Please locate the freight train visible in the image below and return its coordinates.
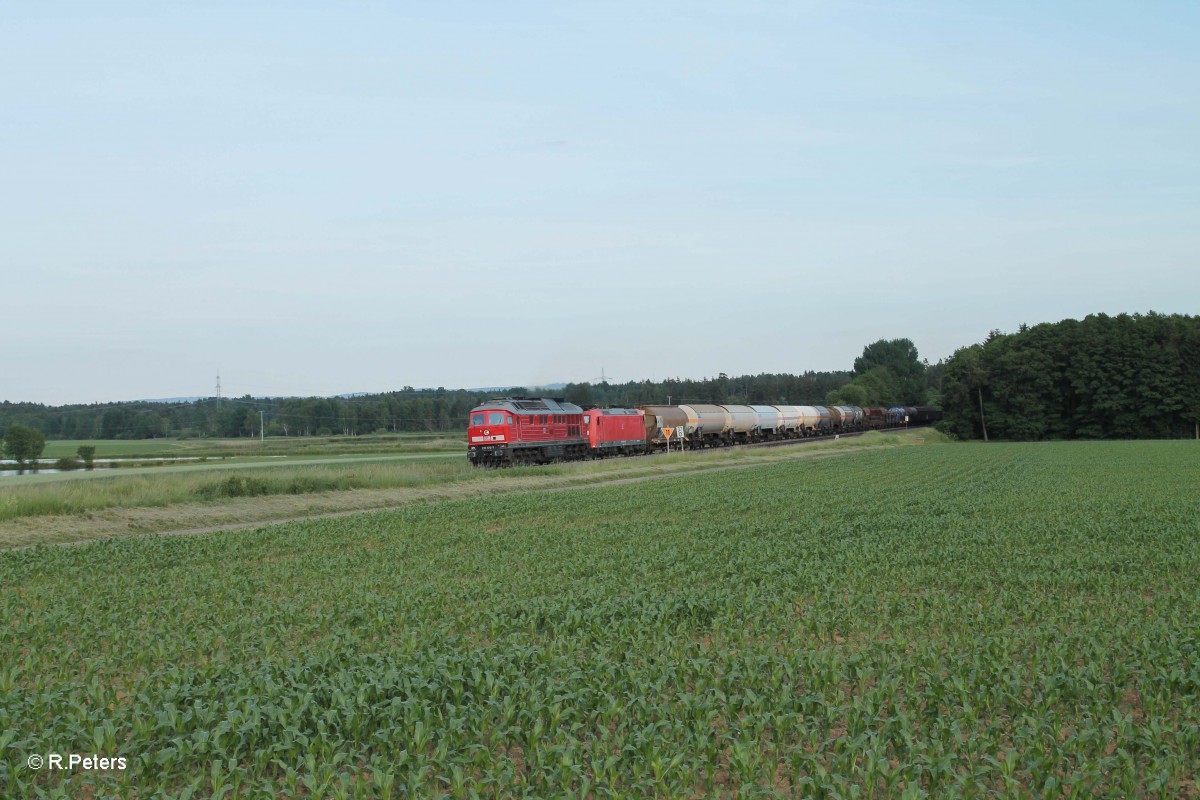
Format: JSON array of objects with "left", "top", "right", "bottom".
[{"left": 467, "top": 398, "right": 942, "bottom": 467}]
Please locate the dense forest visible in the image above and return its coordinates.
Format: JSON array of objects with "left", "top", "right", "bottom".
[{"left": 941, "top": 312, "right": 1200, "bottom": 440}]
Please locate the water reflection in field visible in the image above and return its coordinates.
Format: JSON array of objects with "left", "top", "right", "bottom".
[{"left": 0, "top": 456, "right": 208, "bottom": 478}]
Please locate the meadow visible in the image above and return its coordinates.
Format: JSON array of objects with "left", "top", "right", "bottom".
[
  {"left": 0, "top": 456, "right": 467, "bottom": 523},
  {"left": 1, "top": 440, "right": 1197, "bottom": 798}
]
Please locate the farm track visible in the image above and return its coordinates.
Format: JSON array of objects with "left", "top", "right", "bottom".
[{"left": 6, "top": 432, "right": 915, "bottom": 549}]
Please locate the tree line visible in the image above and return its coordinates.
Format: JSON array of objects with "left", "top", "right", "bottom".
[
  {"left": 564, "top": 340, "right": 935, "bottom": 410},
  {"left": 561, "top": 371, "right": 853, "bottom": 410},
  {"left": 940, "top": 312, "right": 1200, "bottom": 440},
  {"left": 18, "top": 312, "right": 1195, "bottom": 444},
  {"left": 0, "top": 390, "right": 484, "bottom": 441},
  {"left": 0, "top": 341, "right": 935, "bottom": 442}
]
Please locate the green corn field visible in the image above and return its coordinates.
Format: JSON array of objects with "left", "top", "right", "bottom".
[{"left": 1, "top": 441, "right": 1198, "bottom": 798}]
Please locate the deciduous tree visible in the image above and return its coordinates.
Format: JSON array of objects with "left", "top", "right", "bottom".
[
  {"left": 853, "top": 339, "right": 927, "bottom": 403},
  {"left": 76, "top": 445, "right": 96, "bottom": 469},
  {"left": 3, "top": 424, "right": 46, "bottom": 466}
]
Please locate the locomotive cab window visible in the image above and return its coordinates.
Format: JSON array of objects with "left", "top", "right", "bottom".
[
  {"left": 583, "top": 415, "right": 590, "bottom": 424},
  {"left": 471, "top": 413, "right": 485, "bottom": 426},
  {"left": 488, "top": 412, "right": 505, "bottom": 425}
]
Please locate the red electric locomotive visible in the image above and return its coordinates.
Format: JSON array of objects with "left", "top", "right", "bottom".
[
  {"left": 467, "top": 398, "right": 588, "bottom": 466},
  {"left": 583, "top": 407, "right": 647, "bottom": 456}
]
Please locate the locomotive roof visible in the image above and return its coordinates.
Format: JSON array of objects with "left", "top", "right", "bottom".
[
  {"left": 587, "top": 407, "right": 642, "bottom": 416},
  {"left": 475, "top": 397, "right": 583, "bottom": 414}
]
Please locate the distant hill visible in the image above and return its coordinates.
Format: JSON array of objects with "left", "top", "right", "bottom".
[{"left": 134, "top": 386, "right": 570, "bottom": 403}]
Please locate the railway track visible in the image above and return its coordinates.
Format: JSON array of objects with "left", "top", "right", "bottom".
[
  {"left": 744, "top": 424, "right": 928, "bottom": 450},
  {"left": 533, "top": 424, "right": 938, "bottom": 466}
]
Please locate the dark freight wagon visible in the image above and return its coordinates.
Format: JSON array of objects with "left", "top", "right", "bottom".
[{"left": 863, "top": 407, "right": 887, "bottom": 428}]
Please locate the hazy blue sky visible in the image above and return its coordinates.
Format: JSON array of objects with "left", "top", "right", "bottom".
[{"left": 5, "top": 2, "right": 1198, "bottom": 404}]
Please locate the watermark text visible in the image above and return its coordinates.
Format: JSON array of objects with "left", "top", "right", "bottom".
[{"left": 27, "top": 753, "right": 127, "bottom": 771}]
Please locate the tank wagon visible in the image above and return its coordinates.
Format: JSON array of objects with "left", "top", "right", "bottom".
[
  {"left": 843, "top": 406, "right": 865, "bottom": 428},
  {"left": 722, "top": 405, "right": 759, "bottom": 443},
  {"left": 909, "top": 406, "right": 944, "bottom": 425},
  {"left": 797, "top": 406, "right": 830, "bottom": 435},
  {"left": 679, "top": 404, "right": 731, "bottom": 446},
  {"left": 468, "top": 398, "right": 941, "bottom": 466},
  {"left": 750, "top": 405, "right": 783, "bottom": 439},
  {"left": 774, "top": 406, "right": 803, "bottom": 437},
  {"left": 640, "top": 405, "right": 689, "bottom": 447}
]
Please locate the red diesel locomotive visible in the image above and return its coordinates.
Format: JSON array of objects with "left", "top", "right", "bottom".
[{"left": 467, "top": 397, "right": 588, "bottom": 466}]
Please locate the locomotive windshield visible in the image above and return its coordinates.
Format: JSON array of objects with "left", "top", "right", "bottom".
[
  {"left": 471, "top": 413, "right": 485, "bottom": 426},
  {"left": 489, "top": 412, "right": 505, "bottom": 425}
]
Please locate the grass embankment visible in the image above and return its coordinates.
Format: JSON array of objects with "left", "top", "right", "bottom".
[
  {"left": 2, "top": 440, "right": 1197, "bottom": 797},
  {"left": 0, "top": 431, "right": 944, "bottom": 548}
]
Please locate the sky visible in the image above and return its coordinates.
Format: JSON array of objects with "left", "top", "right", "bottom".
[{"left": 4, "top": 1, "right": 1198, "bottom": 405}]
